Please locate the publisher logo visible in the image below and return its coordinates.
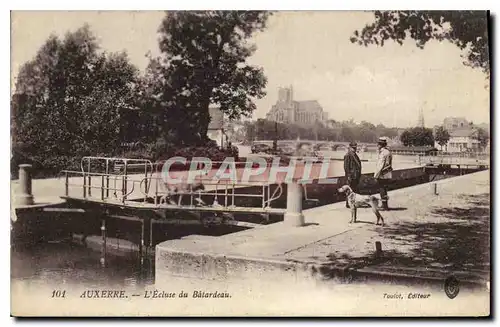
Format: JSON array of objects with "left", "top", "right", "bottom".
[{"left": 444, "top": 276, "right": 460, "bottom": 299}]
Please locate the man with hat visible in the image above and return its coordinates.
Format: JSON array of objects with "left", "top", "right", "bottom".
[
  {"left": 374, "top": 137, "right": 393, "bottom": 210},
  {"left": 343, "top": 141, "right": 362, "bottom": 208}
]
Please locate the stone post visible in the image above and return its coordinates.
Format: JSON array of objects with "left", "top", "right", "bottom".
[
  {"left": 17, "top": 164, "right": 34, "bottom": 206},
  {"left": 431, "top": 182, "right": 438, "bottom": 195},
  {"left": 375, "top": 241, "right": 382, "bottom": 256},
  {"left": 285, "top": 180, "right": 304, "bottom": 227}
]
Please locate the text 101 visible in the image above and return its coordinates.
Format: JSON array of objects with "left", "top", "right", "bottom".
[{"left": 51, "top": 290, "right": 66, "bottom": 298}]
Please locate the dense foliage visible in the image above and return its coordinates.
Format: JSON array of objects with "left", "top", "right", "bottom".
[
  {"left": 434, "top": 126, "right": 451, "bottom": 150},
  {"left": 11, "top": 25, "right": 139, "bottom": 176},
  {"left": 400, "top": 127, "right": 435, "bottom": 147},
  {"left": 142, "top": 11, "right": 271, "bottom": 145},
  {"left": 11, "top": 12, "right": 270, "bottom": 177},
  {"left": 473, "top": 127, "right": 490, "bottom": 149}
]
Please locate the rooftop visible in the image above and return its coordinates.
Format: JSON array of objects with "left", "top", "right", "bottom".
[{"left": 450, "top": 128, "right": 478, "bottom": 138}]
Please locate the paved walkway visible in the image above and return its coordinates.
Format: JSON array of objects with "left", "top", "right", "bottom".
[
  {"left": 158, "top": 170, "right": 490, "bottom": 283},
  {"left": 288, "top": 170, "right": 490, "bottom": 281}
]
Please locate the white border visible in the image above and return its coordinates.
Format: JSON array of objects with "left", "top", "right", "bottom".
[
  {"left": 3, "top": 0, "right": 498, "bottom": 325},
  {"left": 5, "top": 0, "right": 498, "bottom": 10}
]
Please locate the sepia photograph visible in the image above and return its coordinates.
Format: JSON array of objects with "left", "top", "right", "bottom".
[{"left": 10, "top": 10, "right": 491, "bottom": 317}]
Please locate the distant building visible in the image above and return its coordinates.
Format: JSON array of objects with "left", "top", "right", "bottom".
[
  {"left": 265, "top": 86, "right": 328, "bottom": 126},
  {"left": 443, "top": 117, "right": 471, "bottom": 131},
  {"left": 437, "top": 128, "right": 480, "bottom": 152},
  {"left": 207, "top": 106, "right": 227, "bottom": 148},
  {"left": 436, "top": 117, "right": 489, "bottom": 152}
]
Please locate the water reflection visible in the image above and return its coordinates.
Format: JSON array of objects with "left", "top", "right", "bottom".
[{"left": 11, "top": 241, "right": 155, "bottom": 289}]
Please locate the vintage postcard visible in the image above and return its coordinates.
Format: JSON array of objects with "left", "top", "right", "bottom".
[{"left": 10, "top": 10, "right": 491, "bottom": 317}]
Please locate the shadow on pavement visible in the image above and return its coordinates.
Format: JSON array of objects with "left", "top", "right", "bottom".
[
  {"left": 316, "top": 193, "right": 490, "bottom": 283},
  {"left": 303, "top": 222, "right": 320, "bottom": 227},
  {"left": 352, "top": 220, "right": 376, "bottom": 225},
  {"left": 386, "top": 207, "right": 407, "bottom": 211}
]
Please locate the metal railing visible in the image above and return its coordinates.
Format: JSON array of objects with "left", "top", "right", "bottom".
[
  {"left": 61, "top": 157, "right": 285, "bottom": 209},
  {"left": 150, "top": 176, "right": 284, "bottom": 209},
  {"left": 61, "top": 170, "right": 141, "bottom": 203},
  {"left": 79, "top": 156, "right": 155, "bottom": 198},
  {"left": 390, "top": 150, "right": 489, "bottom": 159},
  {"left": 358, "top": 151, "right": 490, "bottom": 165}
]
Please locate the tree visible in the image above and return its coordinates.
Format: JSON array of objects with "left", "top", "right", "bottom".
[
  {"left": 351, "top": 11, "right": 490, "bottom": 75},
  {"left": 473, "top": 127, "right": 489, "bottom": 150},
  {"left": 434, "top": 126, "right": 451, "bottom": 150},
  {"left": 150, "top": 11, "right": 272, "bottom": 145},
  {"left": 384, "top": 127, "right": 400, "bottom": 139},
  {"left": 340, "top": 126, "right": 355, "bottom": 142},
  {"left": 400, "top": 130, "right": 412, "bottom": 146},
  {"left": 358, "top": 121, "right": 377, "bottom": 142},
  {"left": 399, "top": 127, "right": 435, "bottom": 147},
  {"left": 11, "top": 24, "right": 139, "bottom": 172},
  {"left": 134, "top": 54, "right": 169, "bottom": 142}
]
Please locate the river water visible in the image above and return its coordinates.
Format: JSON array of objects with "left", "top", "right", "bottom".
[{"left": 11, "top": 241, "right": 155, "bottom": 289}]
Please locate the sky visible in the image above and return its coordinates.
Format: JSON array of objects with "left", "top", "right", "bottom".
[{"left": 10, "top": 11, "right": 490, "bottom": 128}]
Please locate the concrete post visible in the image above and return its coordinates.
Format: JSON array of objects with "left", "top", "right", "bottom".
[
  {"left": 431, "top": 182, "right": 438, "bottom": 195},
  {"left": 285, "top": 181, "right": 304, "bottom": 227},
  {"left": 17, "top": 164, "right": 34, "bottom": 206},
  {"left": 375, "top": 241, "right": 382, "bottom": 256}
]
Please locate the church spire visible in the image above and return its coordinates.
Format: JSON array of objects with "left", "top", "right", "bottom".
[{"left": 417, "top": 107, "right": 425, "bottom": 127}]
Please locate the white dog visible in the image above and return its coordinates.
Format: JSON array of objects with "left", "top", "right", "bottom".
[
  {"left": 337, "top": 185, "right": 385, "bottom": 226},
  {"left": 160, "top": 178, "right": 206, "bottom": 206}
]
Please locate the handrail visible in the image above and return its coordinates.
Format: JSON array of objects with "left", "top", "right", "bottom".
[
  {"left": 152, "top": 175, "right": 277, "bottom": 209},
  {"left": 62, "top": 169, "right": 282, "bottom": 208},
  {"left": 63, "top": 169, "right": 140, "bottom": 201},
  {"left": 264, "top": 183, "right": 283, "bottom": 207},
  {"left": 81, "top": 156, "right": 156, "bottom": 163},
  {"left": 62, "top": 170, "right": 277, "bottom": 186},
  {"left": 78, "top": 156, "right": 155, "bottom": 196}
]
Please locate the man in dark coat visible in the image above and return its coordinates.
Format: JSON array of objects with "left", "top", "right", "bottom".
[{"left": 343, "top": 141, "right": 362, "bottom": 208}]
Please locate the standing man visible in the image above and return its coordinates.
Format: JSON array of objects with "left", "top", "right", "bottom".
[
  {"left": 343, "top": 141, "right": 362, "bottom": 208},
  {"left": 374, "top": 137, "right": 393, "bottom": 210}
]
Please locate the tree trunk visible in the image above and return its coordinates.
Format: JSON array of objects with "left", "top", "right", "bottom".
[{"left": 198, "top": 101, "right": 211, "bottom": 144}]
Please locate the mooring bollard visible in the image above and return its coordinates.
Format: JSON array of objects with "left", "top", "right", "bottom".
[
  {"left": 17, "top": 164, "right": 34, "bottom": 206},
  {"left": 375, "top": 241, "right": 382, "bottom": 257},
  {"left": 431, "top": 182, "right": 438, "bottom": 195},
  {"left": 285, "top": 180, "right": 305, "bottom": 227}
]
